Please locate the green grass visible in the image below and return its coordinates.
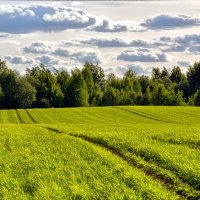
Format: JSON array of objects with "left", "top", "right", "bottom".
[{"left": 0, "top": 106, "right": 200, "bottom": 199}]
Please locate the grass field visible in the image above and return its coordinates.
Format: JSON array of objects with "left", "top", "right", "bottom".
[{"left": 0, "top": 106, "right": 200, "bottom": 199}]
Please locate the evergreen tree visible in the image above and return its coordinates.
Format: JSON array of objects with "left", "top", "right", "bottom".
[
  {"left": 55, "top": 70, "right": 70, "bottom": 106},
  {"left": 187, "top": 61, "right": 200, "bottom": 95},
  {"left": 142, "top": 87, "right": 152, "bottom": 105},
  {"left": 82, "top": 65, "right": 95, "bottom": 104},
  {"left": 67, "top": 69, "right": 89, "bottom": 107},
  {"left": 193, "top": 89, "right": 200, "bottom": 106}
]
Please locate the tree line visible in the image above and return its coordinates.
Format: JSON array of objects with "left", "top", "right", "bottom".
[{"left": 1, "top": 59, "right": 200, "bottom": 109}]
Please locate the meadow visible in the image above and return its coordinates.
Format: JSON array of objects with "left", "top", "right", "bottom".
[{"left": 0, "top": 106, "right": 199, "bottom": 199}]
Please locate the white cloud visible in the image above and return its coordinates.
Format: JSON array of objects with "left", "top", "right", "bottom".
[
  {"left": 117, "top": 48, "right": 168, "bottom": 62},
  {"left": 71, "top": 2, "right": 83, "bottom": 6},
  {"left": 1, "top": 4, "right": 200, "bottom": 34},
  {"left": 2, "top": 40, "right": 21, "bottom": 46},
  {"left": 88, "top": 17, "right": 139, "bottom": 32},
  {"left": 0, "top": 33, "right": 14, "bottom": 38},
  {"left": 0, "top": 4, "right": 96, "bottom": 33}
]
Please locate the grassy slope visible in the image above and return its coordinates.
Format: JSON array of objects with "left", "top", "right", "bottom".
[{"left": 0, "top": 106, "right": 200, "bottom": 199}]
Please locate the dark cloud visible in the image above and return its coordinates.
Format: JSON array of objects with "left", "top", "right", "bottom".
[
  {"left": 117, "top": 48, "right": 167, "bottom": 62},
  {"left": 175, "top": 34, "right": 200, "bottom": 45},
  {"left": 177, "top": 60, "right": 191, "bottom": 67},
  {"left": 162, "top": 45, "right": 186, "bottom": 52},
  {"left": 80, "top": 38, "right": 130, "bottom": 47},
  {"left": 141, "top": 14, "right": 200, "bottom": 29},
  {"left": 4, "top": 55, "right": 33, "bottom": 64},
  {"left": 115, "top": 64, "right": 151, "bottom": 75},
  {"left": 22, "top": 41, "right": 104, "bottom": 64},
  {"left": 53, "top": 47, "right": 103, "bottom": 64},
  {"left": 80, "top": 38, "right": 150, "bottom": 48},
  {"left": 22, "top": 41, "right": 53, "bottom": 54},
  {"left": 36, "top": 55, "right": 60, "bottom": 65}
]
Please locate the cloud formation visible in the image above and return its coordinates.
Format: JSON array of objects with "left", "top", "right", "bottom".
[
  {"left": 0, "top": 4, "right": 96, "bottom": 33},
  {"left": 22, "top": 41, "right": 55, "bottom": 54},
  {"left": 80, "top": 38, "right": 150, "bottom": 48},
  {"left": 177, "top": 60, "right": 191, "bottom": 67},
  {"left": 117, "top": 48, "right": 167, "bottom": 62},
  {"left": 36, "top": 55, "right": 60, "bottom": 65},
  {"left": 53, "top": 47, "right": 103, "bottom": 64},
  {"left": 113, "top": 64, "right": 151, "bottom": 76},
  {"left": 141, "top": 14, "right": 200, "bottom": 29},
  {"left": 87, "top": 17, "right": 138, "bottom": 32},
  {"left": 4, "top": 55, "right": 34, "bottom": 65},
  {"left": 22, "top": 41, "right": 104, "bottom": 64},
  {"left": 156, "top": 34, "right": 200, "bottom": 53},
  {"left": 1, "top": 4, "right": 200, "bottom": 34}
]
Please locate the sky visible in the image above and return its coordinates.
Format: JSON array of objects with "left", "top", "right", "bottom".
[{"left": 0, "top": 1, "right": 200, "bottom": 76}]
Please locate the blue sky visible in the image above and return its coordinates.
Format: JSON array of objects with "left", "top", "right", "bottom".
[{"left": 0, "top": 1, "right": 200, "bottom": 76}]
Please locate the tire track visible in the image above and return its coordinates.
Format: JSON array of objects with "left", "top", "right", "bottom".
[
  {"left": 151, "top": 136, "right": 200, "bottom": 150},
  {"left": 16, "top": 110, "right": 24, "bottom": 124},
  {"left": 25, "top": 110, "right": 37, "bottom": 123},
  {"left": 115, "top": 107, "right": 180, "bottom": 124},
  {"left": 41, "top": 126, "right": 200, "bottom": 199}
]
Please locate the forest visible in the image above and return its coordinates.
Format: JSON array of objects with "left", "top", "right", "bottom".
[{"left": 0, "top": 59, "right": 200, "bottom": 109}]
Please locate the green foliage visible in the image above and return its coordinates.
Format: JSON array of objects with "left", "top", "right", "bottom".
[
  {"left": 193, "top": 89, "right": 200, "bottom": 106},
  {"left": 26, "top": 64, "right": 64, "bottom": 108},
  {"left": 102, "top": 87, "right": 120, "bottom": 106},
  {"left": 187, "top": 61, "right": 200, "bottom": 95},
  {"left": 67, "top": 68, "right": 89, "bottom": 107},
  {"left": 82, "top": 64, "right": 95, "bottom": 104},
  {"left": 13, "top": 78, "right": 36, "bottom": 108},
  {"left": 2, "top": 60, "right": 200, "bottom": 108}
]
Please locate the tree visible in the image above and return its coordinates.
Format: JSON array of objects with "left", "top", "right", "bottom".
[
  {"left": 0, "top": 85, "right": 4, "bottom": 108},
  {"left": 67, "top": 68, "right": 89, "bottom": 107},
  {"left": 91, "top": 84, "right": 103, "bottom": 106},
  {"left": 82, "top": 65, "right": 95, "bottom": 104},
  {"left": 187, "top": 61, "right": 200, "bottom": 95},
  {"left": 170, "top": 66, "right": 189, "bottom": 99},
  {"left": 124, "top": 69, "right": 137, "bottom": 79},
  {"left": 193, "top": 89, "right": 200, "bottom": 106},
  {"left": 139, "top": 75, "right": 150, "bottom": 94},
  {"left": 142, "top": 87, "right": 152, "bottom": 105},
  {"left": 0, "top": 60, "right": 19, "bottom": 108},
  {"left": 102, "top": 87, "right": 120, "bottom": 106},
  {"left": 83, "top": 62, "right": 105, "bottom": 89},
  {"left": 170, "top": 66, "right": 183, "bottom": 83},
  {"left": 151, "top": 82, "right": 169, "bottom": 105},
  {"left": 26, "top": 64, "right": 64, "bottom": 107},
  {"left": 152, "top": 67, "right": 161, "bottom": 81},
  {"left": 55, "top": 70, "right": 70, "bottom": 106},
  {"left": 13, "top": 78, "right": 36, "bottom": 108}
]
